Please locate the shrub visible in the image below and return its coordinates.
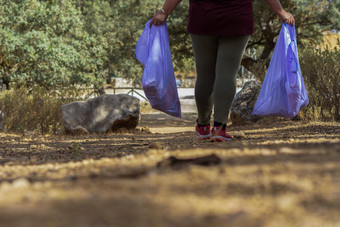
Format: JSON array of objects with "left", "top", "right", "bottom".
[
  {"left": 300, "top": 46, "right": 340, "bottom": 120},
  {"left": 0, "top": 86, "right": 92, "bottom": 134}
]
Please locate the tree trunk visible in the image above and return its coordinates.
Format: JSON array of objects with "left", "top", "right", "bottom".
[
  {"left": 260, "top": 41, "right": 276, "bottom": 60},
  {"left": 240, "top": 40, "right": 276, "bottom": 80},
  {"left": 241, "top": 55, "right": 257, "bottom": 72}
]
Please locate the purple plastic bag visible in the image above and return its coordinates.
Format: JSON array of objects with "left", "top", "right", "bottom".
[
  {"left": 252, "top": 23, "right": 309, "bottom": 118},
  {"left": 135, "top": 20, "right": 181, "bottom": 118}
]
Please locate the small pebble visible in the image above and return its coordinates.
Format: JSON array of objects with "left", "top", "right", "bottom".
[
  {"left": 12, "top": 178, "right": 31, "bottom": 189},
  {"left": 148, "top": 142, "right": 163, "bottom": 149}
]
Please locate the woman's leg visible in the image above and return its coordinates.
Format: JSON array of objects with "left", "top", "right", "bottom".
[
  {"left": 190, "top": 34, "right": 219, "bottom": 125},
  {"left": 213, "top": 35, "right": 250, "bottom": 125}
]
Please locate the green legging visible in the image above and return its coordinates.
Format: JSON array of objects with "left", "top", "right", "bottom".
[{"left": 190, "top": 34, "right": 250, "bottom": 125}]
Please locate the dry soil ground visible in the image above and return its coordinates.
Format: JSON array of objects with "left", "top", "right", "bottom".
[{"left": 0, "top": 113, "right": 339, "bottom": 227}]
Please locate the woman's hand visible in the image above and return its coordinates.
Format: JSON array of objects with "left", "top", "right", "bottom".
[
  {"left": 263, "top": 0, "right": 295, "bottom": 25},
  {"left": 277, "top": 10, "right": 295, "bottom": 25},
  {"left": 150, "top": 10, "right": 168, "bottom": 28}
]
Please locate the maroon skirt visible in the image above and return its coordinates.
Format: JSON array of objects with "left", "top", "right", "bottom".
[{"left": 187, "top": 0, "right": 254, "bottom": 36}]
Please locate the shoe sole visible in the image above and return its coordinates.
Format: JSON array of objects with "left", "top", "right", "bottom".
[
  {"left": 196, "top": 131, "right": 211, "bottom": 140},
  {"left": 211, "top": 136, "right": 232, "bottom": 142}
]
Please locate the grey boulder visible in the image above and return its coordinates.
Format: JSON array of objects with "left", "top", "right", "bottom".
[
  {"left": 61, "top": 94, "right": 140, "bottom": 134},
  {"left": 230, "top": 80, "right": 263, "bottom": 125}
]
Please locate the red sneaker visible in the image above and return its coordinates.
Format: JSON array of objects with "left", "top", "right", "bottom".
[
  {"left": 211, "top": 126, "right": 232, "bottom": 142},
  {"left": 195, "top": 119, "right": 211, "bottom": 140}
]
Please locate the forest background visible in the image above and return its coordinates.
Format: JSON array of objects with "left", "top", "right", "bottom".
[{"left": 0, "top": 0, "right": 339, "bottom": 133}]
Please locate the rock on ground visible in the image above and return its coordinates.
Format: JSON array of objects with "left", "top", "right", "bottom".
[
  {"left": 61, "top": 94, "right": 140, "bottom": 134},
  {"left": 230, "top": 80, "right": 263, "bottom": 125}
]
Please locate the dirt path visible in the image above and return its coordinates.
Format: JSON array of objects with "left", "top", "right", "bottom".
[{"left": 0, "top": 113, "right": 339, "bottom": 227}]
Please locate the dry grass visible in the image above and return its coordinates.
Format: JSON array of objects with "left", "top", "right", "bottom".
[
  {"left": 0, "top": 86, "right": 91, "bottom": 134},
  {"left": 320, "top": 33, "right": 340, "bottom": 50}
]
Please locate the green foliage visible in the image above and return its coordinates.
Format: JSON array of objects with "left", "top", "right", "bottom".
[
  {"left": 249, "top": 0, "right": 339, "bottom": 60},
  {"left": 78, "top": 0, "right": 194, "bottom": 84},
  {"left": 0, "top": 0, "right": 338, "bottom": 87},
  {"left": 167, "top": 1, "right": 195, "bottom": 74},
  {"left": 328, "top": 0, "right": 340, "bottom": 30},
  {"left": 0, "top": 86, "right": 90, "bottom": 134},
  {"left": 300, "top": 46, "right": 340, "bottom": 120},
  {"left": 0, "top": 0, "right": 106, "bottom": 89}
]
